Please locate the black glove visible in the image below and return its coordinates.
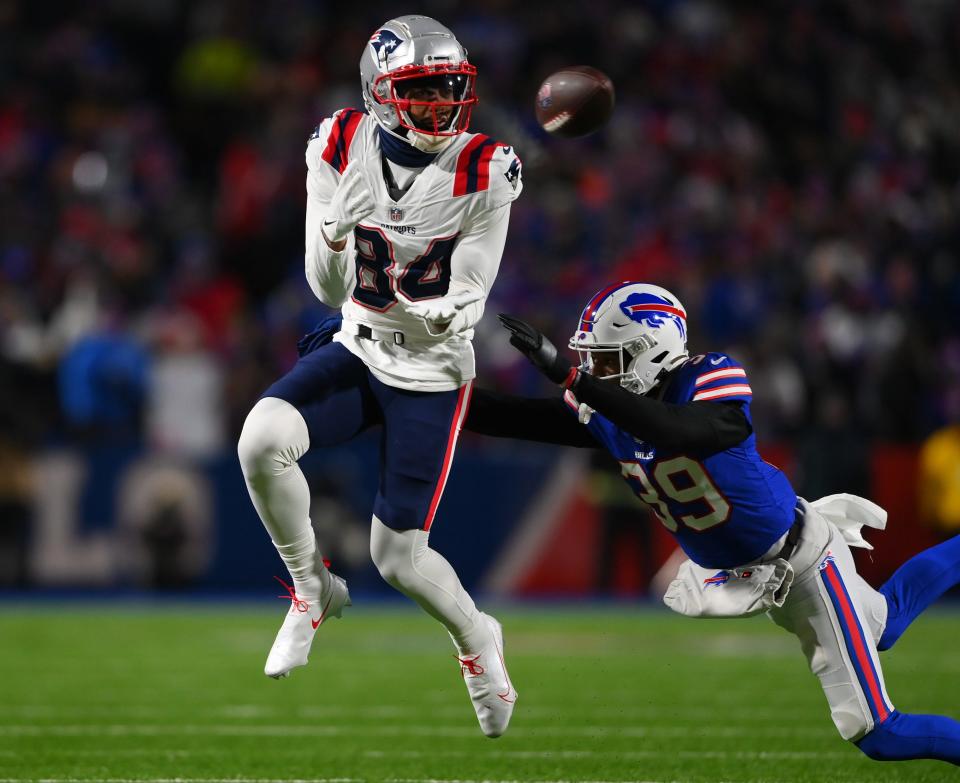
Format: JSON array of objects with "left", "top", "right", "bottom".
[
  {"left": 297, "top": 314, "right": 343, "bottom": 357},
  {"left": 498, "top": 314, "right": 576, "bottom": 386}
]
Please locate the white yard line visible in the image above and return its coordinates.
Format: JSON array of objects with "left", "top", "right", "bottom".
[
  {"left": 0, "top": 705, "right": 822, "bottom": 723},
  {"left": 366, "top": 750, "right": 849, "bottom": 760},
  {"left": 0, "top": 779, "right": 363, "bottom": 783},
  {"left": 0, "top": 724, "right": 832, "bottom": 738},
  {"left": 386, "top": 779, "right": 744, "bottom": 783}
]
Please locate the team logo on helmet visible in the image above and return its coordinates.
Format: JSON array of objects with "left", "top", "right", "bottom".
[
  {"left": 619, "top": 292, "right": 687, "bottom": 340},
  {"left": 369, "top": 29, "right": 403, "bottom": 66}
]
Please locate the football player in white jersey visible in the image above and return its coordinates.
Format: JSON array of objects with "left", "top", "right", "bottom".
[{"left": 237, "top": 15, "right": 521, "bottom": 737}]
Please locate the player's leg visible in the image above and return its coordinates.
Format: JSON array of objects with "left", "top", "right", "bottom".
[
  {"left": 772, "top": 513, "right": 960, "bottom": 764},
  {"left": 237, "top": 341, "right": 377, "bottom": 677},
  {"left": 367, "top": 378, "right": 517, "bottom": 738},
  {"left": 856, "top": 710, "right": 960, "bottom": 763},
  {"left": 876, "top": 534, "right": 960, "bottom": 651}
]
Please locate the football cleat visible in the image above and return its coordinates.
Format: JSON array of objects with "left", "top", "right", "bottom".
[
  {"left": 264, "top": 574, "right": 351, "bottom": 679},
  {"left": 454, "top": 613, "right": 518, "bottom": 738}
]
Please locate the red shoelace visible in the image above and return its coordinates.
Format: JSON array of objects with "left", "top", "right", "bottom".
[
  {"left": 271, "top": 560, "right": 332, "bottom": 613},
  {"left": 273, "top": 575, "right": 309, "bottom": 613},
  {"left": 456, "top": 653, "right": 485, "bottom": 676}
]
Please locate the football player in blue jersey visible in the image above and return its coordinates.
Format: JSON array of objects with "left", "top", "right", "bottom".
[{"left": 465, "top": 281, "right": 960, "bottom": 766}]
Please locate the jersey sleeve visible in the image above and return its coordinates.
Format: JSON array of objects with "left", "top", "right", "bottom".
[
  {"left": 688, "top": 354, "right": 753, "bottom": 404},
  {"left": 442, "top": 143, "right": 522, "bottom": 333},
  {"left": 562, "top": 389, "right": 618, "bottom": 450},
  {"left": 304, "top": 109, "right": 365, "bottom": 308},
  {"left": 486, "top": 144, "right": 523, "bottom": 208}
]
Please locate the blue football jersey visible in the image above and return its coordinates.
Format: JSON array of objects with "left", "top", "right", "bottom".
[{"left": 565, "top": 352, "right": 797, "bottom": 568}]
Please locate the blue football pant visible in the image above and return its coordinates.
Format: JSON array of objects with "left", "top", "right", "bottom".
[
  {"left": 878, "top": 534, "right": 960, "bottom": 650},
  {"left": 855, "top": 534, "right": 960, "bottom": 764}
]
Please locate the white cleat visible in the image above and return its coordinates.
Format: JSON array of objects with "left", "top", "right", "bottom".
[
  {"left": 454, "top": 613, "right": 518, "bottom": 738},
  {"left": 264, "top": 574, "right": 350, "bottom": 679}
]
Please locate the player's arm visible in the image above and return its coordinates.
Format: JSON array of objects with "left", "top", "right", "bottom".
[
  {"left": 396, "top": 146, "right": 521, "bottom": 335},
  {"left": 499, "top": 315, "right": 751, "bottom": 455},
  {"left": 304, "top": 118, "right": 373, "bottom": 307},
  {"left": 443, "top": 203, "right": 511, "bottom": 332},
  {"left": 568, "top": 373, "right": 751, "bottom": 453},
  {"left": 395, "top": 203, "right": 511, "bottom": 335},
  {"left": 466, "top": 388, "right": 601, "bottom": 448}
]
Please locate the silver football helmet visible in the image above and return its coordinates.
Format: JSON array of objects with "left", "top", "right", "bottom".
[
  {"left": 569, "top": 282, "right": 689, "bottom": 395},
  {"left": 360, "top": 16, "right": 478, "bottom": 139}
]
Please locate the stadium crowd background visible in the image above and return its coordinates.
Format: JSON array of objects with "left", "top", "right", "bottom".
[{"left": 3, "top": 0, "right": 960, "bottom": 588}]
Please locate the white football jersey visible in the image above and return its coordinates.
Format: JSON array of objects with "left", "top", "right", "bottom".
[{"left": 304, "top": 109, "right": 523, "bottom": 392}]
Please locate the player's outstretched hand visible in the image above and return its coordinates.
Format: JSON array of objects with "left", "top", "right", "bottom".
[
  {"left": 498, "top": 314, "right": 574, "bottom": 386},
  {"left": 395, "top": 289, "right": 483, "bottom": 336},
  {"left": 322, "top": 160, "right": 376, "bottom": 245}
]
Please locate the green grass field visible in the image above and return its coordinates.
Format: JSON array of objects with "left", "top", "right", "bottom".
[{"left": 1, "top": 604, "right": 957, "bottom": 783}]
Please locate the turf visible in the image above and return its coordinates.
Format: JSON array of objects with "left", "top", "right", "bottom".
[{"left": 0, "top": 603, "right": 957, "bottom": 783}]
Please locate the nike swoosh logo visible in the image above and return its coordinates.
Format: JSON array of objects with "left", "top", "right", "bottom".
[
  {"left": 322, "top": 219, "right": 336, "bottom": 227},
  {"left": 311, "top": 594, "right": 334, "bottom": 629},
  {"left": 709, "top": 357, "right": 723, "bottom": 365},
  {"left": 494, "top": 643, "right": 516, "bottom": 702}
]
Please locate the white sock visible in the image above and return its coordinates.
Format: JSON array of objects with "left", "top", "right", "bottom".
[
  {"left": 238, "top": 397, "right": 329, "bottom": 598},
  {"left": 274, "top": 530, "right": 329, "bottom": 600},
  {"left": 369, "top": 515, "right": 486, "bottom": 652}
]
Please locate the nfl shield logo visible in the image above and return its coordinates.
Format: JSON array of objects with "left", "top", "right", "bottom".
[{"left": 390, "top": 207, "right": 404, "bottom": 222}]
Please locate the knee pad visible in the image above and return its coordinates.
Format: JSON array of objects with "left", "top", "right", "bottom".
[
  {"left": 237, "top": 397, "right": 309, "bottom": 478},
  {"left": 369, "top": 516, "right": 418, "bottom": 589},
  {"left": 832, "top": 707, "right": 874, "bottom": 742}
]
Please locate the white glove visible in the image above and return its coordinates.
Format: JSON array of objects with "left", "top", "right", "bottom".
[
  {"left": 394, "top": 289, "right": 483, "bottom": 336},
  {"left": 322, "top": 159, "right": 375, "bottom": 244}
]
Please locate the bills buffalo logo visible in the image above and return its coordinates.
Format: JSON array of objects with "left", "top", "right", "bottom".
[
  {"left": 370, "top": 29, "right": 403, "bottom": 65},
  {"left": 818, "top": 552, "right": 836, "bottom": 571},
  {"left": 389, "top": 207, "right": 404, "bottom": 222},
  {"left": 537, "top": 82, "right": 553, "bottom": 109},
  {"left": 619, "top": 292, "right": 687, "bottom": 340},
  {"left": 703, "top": 571, "right": 730, "bottom": 587}
]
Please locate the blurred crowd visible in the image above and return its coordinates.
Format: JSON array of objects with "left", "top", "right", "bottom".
[{"left": 2, "top": 0, "right": 960, "bottom": 478}]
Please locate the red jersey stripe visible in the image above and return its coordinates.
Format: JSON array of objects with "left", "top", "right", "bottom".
[
  {"left": 453, "top": 135, "right": 489, "bottom": 197},
  {"left": 695, "top": 367, "right": 747, "bottom": 387},
  {"left": 475, "top": 140, "right": 499, "bottom": 192}
]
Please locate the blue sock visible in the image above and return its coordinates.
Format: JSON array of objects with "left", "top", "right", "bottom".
[
  {"left": 878, "top": 534, "right": 960, "bottom": 651},
  {"left": 856, "top": 710, "right": 960, "bottom": 764}
]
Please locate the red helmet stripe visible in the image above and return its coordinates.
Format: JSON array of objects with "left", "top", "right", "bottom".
[
  {"left": 579, "top": 281, "right": 632, "bottom": 332},
  {"left": 625, "top": 303, "right": 686, "bottom": 319}
]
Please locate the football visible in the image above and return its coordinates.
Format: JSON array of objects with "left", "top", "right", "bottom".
[{"left": 535, "top": 65, "right": 615, "bottom": 138}]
